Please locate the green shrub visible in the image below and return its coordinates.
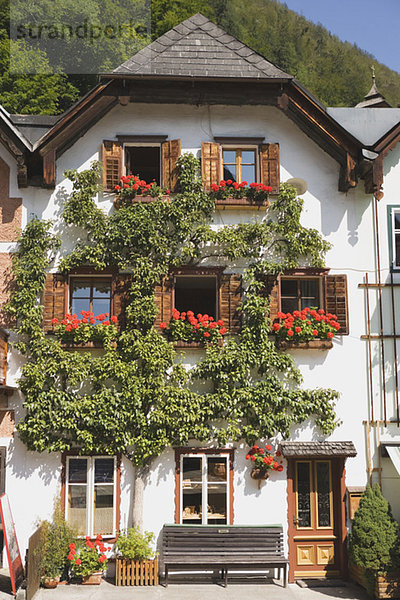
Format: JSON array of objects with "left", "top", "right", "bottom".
[
  {"left": 115, "top": 528, "right": 155, "bottom": 561},
  {"left": 37, "top": 500, "right": 77, "bottom": 580},
  {"left": 349, "top": 484, "right": 400, "bottom": 595}
]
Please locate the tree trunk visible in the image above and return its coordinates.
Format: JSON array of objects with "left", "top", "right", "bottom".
[{"left": 132, "top": 464, "right": 148, "bottom": 532}]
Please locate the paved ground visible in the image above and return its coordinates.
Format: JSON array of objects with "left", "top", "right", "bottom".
[{"left": 32, "top": 579, "right": 370, "bottom": 600}]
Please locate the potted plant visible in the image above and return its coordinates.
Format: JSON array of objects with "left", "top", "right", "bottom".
[
  {"left": 272, "top": 307, "right": 340, "bottom": 349},
  {"left": 67, "top": 535, "right": 109, "bottom": 585},
  {"left": 209, "top": 179, "right": 272, "bottom": 205},
  {"left": 349, "top": 484, "right": 400, "bottom": 598},
  {"left": 246, "top": 444, "right": 283, "bottom": 483},
  {"left": 114, "top": 175, "right": 170, "bottom": 207},
  {"left": 160, "top": 309, "right": 227, "bottom": 346},
  {"left": 115, "top": 527, "right": 158, "bottom": 586},
  {"left": 50, "top": 311, "right": 118, "bottom": 347},
  {"left": 38, "top": 501, "right": 77, "bottom": 587}
]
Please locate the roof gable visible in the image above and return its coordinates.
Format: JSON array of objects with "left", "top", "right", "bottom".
[{"left": 111, "top": 13, "right": 292, "bottom": 80}]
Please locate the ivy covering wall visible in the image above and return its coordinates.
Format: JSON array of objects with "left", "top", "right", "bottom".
[{"left": 7, "top": 155, "right": 339, "bottom": 465}]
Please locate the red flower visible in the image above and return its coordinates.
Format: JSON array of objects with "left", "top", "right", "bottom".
[
  {"left": 312, "top": 329, "right": 318, "bottom": 336},
  {"left": 67, "top": 553, "right": 74, "bottom": 561},
  {"left": 258, "top": 448, "right": 264, "bottom": 454},
  {"left": 273, "top": 461, "right": 279, "bottom": 469},
  {"left": 102, "top": 320, "right": 110, "bottom": 326},
  {"left": 327, "top": 331, "right": 334, "bottom": 339},
  {"left": 250, "top": 456, "right": 256, "bottom": 461},
  {"left": 110, "top": 316, "right": 118, "bottom": 323},
  {"left": 277, "top": 312, "right": 286, "bottom": 319},
  {"left": 219, "top": 327, "right": 227, "bottom": 335},
  {"left": 287, "top": 329, "right": 294, "bottom": 337},
  {"left": 277, "top": 465, "right": 283, "bottom": 472},
  {"left": 276, "top": 451, "right": 281, "bottom": 457},
  {"left": 220, "top": 180, "right": 226, "bottom": 187},
  {"left": 204, "top": 332, "right": 210, "bottom": 338},
  {"left": 69, "top": 543, "right": 76, "bottom": 550},
  {"left": 211, "top": 184, "right": 219, "bottom": 192},
  {"left": 245, "top": 454, "right": 250, "bottom": 460},
  {"left": 263, "top": 457, "right": 268, "bottom": 464},
  {"left": 75, "top": 559, "right": 82, "bottom": 565},
  {"left": 272, "top": 323, "right": 281, "bottom": 331},
  {"left": 51, "top": 318, "right": 58, "bottom": 325},
  {"left": 160, "top": 322, "right": 167, "bottom": 329},
  {"left": 226, "top": 179, "right": 232, "bottom": 185},
  {"left": 90, "top": 318, "right": 96, "bottom": 325},
  {"left": 266, "top": 444, "right": 271, "bottom": 451},
  {"left": 66, "top": 325, "right": 72, "bottom": 332},
  {"left": 295, "top": 327, "right": 301, "bottom": 333},
  {"left": 99, "top": 555, "right": 107, "bottom": 563}
]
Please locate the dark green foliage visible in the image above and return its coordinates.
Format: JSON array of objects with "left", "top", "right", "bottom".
[
  {"left": 38, "top": 500, "right": 77, "bottom": 579},
  {"left": 10, "top": 157, "right": 339, "bottom": 464},
  {"left": 349, "top": 484, "right": 400, "bottom": 594}
]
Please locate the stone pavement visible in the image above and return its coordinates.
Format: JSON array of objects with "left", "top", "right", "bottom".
[{"left": 32, "top": 579, "right": 370, "bottom": 600}]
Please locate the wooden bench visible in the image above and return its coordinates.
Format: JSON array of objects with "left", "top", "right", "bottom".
[{"left": 161, "top": 524, "right": 288, "bottom": 587}]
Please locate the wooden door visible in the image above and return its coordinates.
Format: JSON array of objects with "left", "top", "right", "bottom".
[{"left": 288, "top": 458, "right": 345, "bottom": 580}]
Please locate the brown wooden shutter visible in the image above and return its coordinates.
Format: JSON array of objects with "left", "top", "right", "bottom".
[
  {"left": 113, "top": 274, "right": 132, "bottom": 329},
  {"left": 201, "top": 142, "right": 221, "bottom": 191},
  {"left": 260, "top": 143, "right": 280, "bottom": 194},
  {"left": 324, "top": 274, "right": 349, "bottom": 335},
  {"left": 162, "top": 140, "right": 181, "bottom": 192},
  {"left": 42, "top": 274, "right": 66, "bottom": 331},
  {"left": 261, "top": 275, "right": 280, "bottom": 322},
  {"left": 102, "top": 140, "right": 123, "bottom": 192},
  {"left": 154, "top": 274, "right": 174, "bottom": 329},
  {"left": 219, "top": 273, "right": 242, "bottom": 334},
  {"left": 43, "top": 149, "right": 56, "bottom": 188}
]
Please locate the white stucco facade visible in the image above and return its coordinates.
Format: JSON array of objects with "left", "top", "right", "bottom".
[{"left": 0, "top": 94, "right": 399, "bottom": 579}]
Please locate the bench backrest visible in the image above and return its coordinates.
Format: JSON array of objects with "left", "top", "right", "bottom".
[{"left": 162, "top": 525, "right": 285, "bottom": 557}]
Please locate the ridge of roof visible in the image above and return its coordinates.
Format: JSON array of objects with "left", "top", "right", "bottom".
[{"left": 110, "top": 13, "right": 292, "bottom": 81}]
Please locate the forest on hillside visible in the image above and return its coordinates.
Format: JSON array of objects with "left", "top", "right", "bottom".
[{"left": 0, "top": 0, "right": 399, "bottom": 115}]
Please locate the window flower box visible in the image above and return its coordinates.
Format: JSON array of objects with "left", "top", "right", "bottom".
[
  {"left": 272, "top": 307, "right": 340, "bottom": 348},
  {"left": 160, "top": 310, "right": 227, "bottom": 345},
  {"left": 50, "top": 312, "right": 118, "bottom": 347},
  {"left": 209, "top": 180, "right": 271, "bottom": 207},
  {"left": 113, "top": 175, "right": 170, "bottom": 208}
]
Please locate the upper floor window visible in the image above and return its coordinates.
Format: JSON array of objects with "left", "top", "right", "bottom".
[
  {"left": 280, "top": 278, "right": 321, "bottom": 313},
  {"left": 389, "top": 206, "right": 400, "bottom": 270},
  {"left": 222, "top": 148, "right": 257, "bottom": 184},
  {"left": 125, "top": 145, "right": 161, "bottom": 184},
  {"left": 65, "top": 456, "right": 117, "bottom": 537},
  {"left": 174, "top": 275, "right": 217, "bottom": 319},
  {"left": 70, "top": 278, "right": 112, "bottom": 317}
]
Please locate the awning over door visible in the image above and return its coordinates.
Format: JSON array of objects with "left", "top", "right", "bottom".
[
  {"left": 280, "top": 441, "right": 357, "bottom": 458},
  {"left": 385, "top": 445, "right": 400, "bottom": 476}
]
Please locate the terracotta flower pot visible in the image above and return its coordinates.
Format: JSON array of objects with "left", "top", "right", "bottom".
[
  {"left": 42, "top": 576, "right": 60, "bottom": 588},
  {"left": 82, "top": 571, "right": 103, "bottom": 585},
  {"left": 250, "top": 468, "right": 269, "bottom": 480}
]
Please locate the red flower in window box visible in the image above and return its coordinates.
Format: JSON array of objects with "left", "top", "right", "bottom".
[
  {"left": 160, "top": 310, "right": 228, "bottom": 345},
  {"left": 51, "top": 312, "right": 119, "bottom": 347},
  {"left": 272, "top": 307, "right": 340, "bottom": 344},
  {"left": 208, "top": 180, "right": 272, "bottom": 205},
  {"left": 246, "top": 443, "right": 282, "bottom": 481},
  {"left": 114, "top": 174, "right": 169, "bottom": 205}
]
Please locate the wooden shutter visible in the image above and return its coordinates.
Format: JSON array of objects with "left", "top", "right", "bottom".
[
  {"left": 219, "top": 273, "right": 242, "bottom": 334},
  {"left": 261, "top": 275, "right": 280, "bottom": 322},
  {"left": 324, "top": 274, "right": 349, "bottom": 335},
  {"left": 42, "top": 274, "right": 66, "bottom": 331},
  {"left": 162, "top": 140, "right": 181, "bottom": 191},
  {"left": 102, "top": 140, "right": 123, "bottom": 192},
  {"left": 113, "top": 274, "right": 132, "bottom": 329},
  {"left": 154, "top": 275, "right": 174, "bottom": 329},
  {"left": 201, "top": 142, "right": 221, "bottom": 191},
  {"left": 260, "top": 143, "right": 280, "bottom": 194},
  {"left": 43, "top": 149, "right": 56, "bottom": 188}
]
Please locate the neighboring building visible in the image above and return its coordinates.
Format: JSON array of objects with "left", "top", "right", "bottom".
[{"left": 0, "top": 13, "right": 400, "bottom": 583}]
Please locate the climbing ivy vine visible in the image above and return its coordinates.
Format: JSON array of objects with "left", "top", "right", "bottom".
[{"left": 8, "top": 154, "right": 339, "bottom": 464}]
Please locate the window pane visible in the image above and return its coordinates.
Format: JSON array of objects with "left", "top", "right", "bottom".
[
  {"left": 300, "top": 280, "right": 318, "bottom": 302},
  {"left": 207, "top": 484, "right": 227, "bottom": 524},
  {"left": 71, "top": 298, "right": 90, "bottom": 317},
  {"left": 395, "top": 212, "right": 400, "bottom": 230},
  {"left": 92, "top": 298, "right": 111, "bottom": 316},
  {"left": 207, "top": 457, "right": 227, "bottom": 482},
  {"left": 94, "top": 485, "right": 114, "bottom": 535},
  {"left": 71, "top": 281, "right": 91, "bottom": 298},
  {"left": 281, "top": 298, "right": 297, "bottom": 314},
  {"left": 68, "top": 485, "right": 87, "bottom": 535},
  {"left": 296, "top": 462, "right": 311, "bottom": 528},
  {"left": 281, "top": 279, "right": 297, "bottom": 297},
  {"left": 241, "top": 150, "right": 255, "bottom": 164},
  {"left": 241, "top": 165, "right": 255, "bottom": 184},
  {"left": 223, "top": 150, "right": 236, "bottom": 164},
  {"left": 223, "top": 165, "right": 237, "bottom": 181},
  {"left": 396, "top": 233, "right": 400, "bottom": 266},
  {"left": 95, "top": 458, "right": 114, "bottom": 483},
  {"left": 183, "top": 457, "right": 202, "bottom": 482},
  {"left": 182, "top": 482, "right": 202, "bottom": 522},
  {"left": 174, "top": 277, "right": 216, "bottom": 319},
  {"left": 93, "top": 282, "right": 111, "bottom": 298},
  {"left": 68, "top": 459, "right": 87, "bottom": 483},
  {"left": 316, "top": 462, "right": 332, "bottom": 527},
  {"left": 127, "top": 146, "right": 160, "bottom": 184}
]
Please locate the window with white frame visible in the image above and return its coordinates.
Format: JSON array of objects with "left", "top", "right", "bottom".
[
  {"left": 390, "top": 207, "right": 400, "bottom": 270},
  {"left": 65, "top": 456, "right": 116, "bottom": 537},
  {"left": 180, "top": 453, "right": 229, "bottom": 525}
]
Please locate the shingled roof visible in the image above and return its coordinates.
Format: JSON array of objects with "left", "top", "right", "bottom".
[
  {"left": 279, "top": 441, "right": 357, "bottom": 458},
  {"left": 111, "top": 13, "right": 292, "bottom": 80}
]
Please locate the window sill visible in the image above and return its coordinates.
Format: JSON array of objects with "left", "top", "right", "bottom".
[
  {"left": 215, "top": 197, "right": 270, "bottom": 209},
  {"left": 61, "top": 341, "right": 117, "bottom": 349},
  {"left": 173, "top": 339, "right": 224, "bottom": 349},
  {"left": 275, "top": 339, "right": 333, "bottom": 350}
]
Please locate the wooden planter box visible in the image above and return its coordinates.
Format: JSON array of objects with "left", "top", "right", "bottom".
[
  {"left": 215, "top": 196, "right": 270, "bottom": 209},
  {"left": 115, "top": 557, "right": 158, "bottom": 586},
  {"left": 276, "top": 339, "right": 333, "bottom": 350},
  {"left": 349, "top": 563, "right": 400, "bottom": 599}
]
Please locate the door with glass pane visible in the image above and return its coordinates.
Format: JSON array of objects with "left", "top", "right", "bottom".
[
  {"left": 180, "top": 454, "right": 229, "bottom": 524},
  {"left": 290, "top": 459, "right": 339, "bottom": 578}
]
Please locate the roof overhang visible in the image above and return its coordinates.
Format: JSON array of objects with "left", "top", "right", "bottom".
[{"left": 280, "top": 441, "right": 357, "bottom": 458}]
